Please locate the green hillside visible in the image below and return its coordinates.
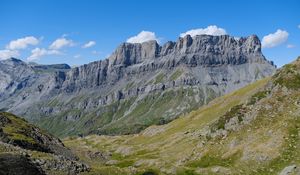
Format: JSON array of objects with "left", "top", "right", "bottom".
[{"left": 64, "top": 57, "right": 300, "bottom": 175}]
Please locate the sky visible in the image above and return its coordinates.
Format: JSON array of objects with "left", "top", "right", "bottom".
[{"left": 0, "top": 0, "right": 299, "bottom": 67}]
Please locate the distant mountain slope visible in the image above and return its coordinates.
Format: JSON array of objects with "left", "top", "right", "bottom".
[
  {"left": 0, "top": 112, "right": 89, "bottom": 174},
  {"left": 0, "top": 34, "right": 275, "bottom": 137},
  {"left": 64, "top": 57, "right": 300, "bottom": 175}
]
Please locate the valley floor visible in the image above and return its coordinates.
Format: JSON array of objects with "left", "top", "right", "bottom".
[{"left": 64, "top": 75, "right": 300, "bottom": 175}]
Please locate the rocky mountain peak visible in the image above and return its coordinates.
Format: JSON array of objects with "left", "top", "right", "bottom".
[
  {"left": 0, "top": 57, "right": 28, "bottom": 67},
  {"left": 109, "top": 40, "right": 160, "bottom": 66},
  {"left": 161, "top": 41, "right": 176, "bottom": 56},
  {"left": 175, "top": 34, "right": 193, "bottom": 52},
  {"left": 7, "top": 57, "right": 24, "bottom": 63},
  {"left": 107, "top": 34, "right": 266, "bottom": 68}
]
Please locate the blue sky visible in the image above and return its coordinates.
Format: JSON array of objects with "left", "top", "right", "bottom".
[{"left": 0, "top": 0, "right": 299, "bottom": 67}]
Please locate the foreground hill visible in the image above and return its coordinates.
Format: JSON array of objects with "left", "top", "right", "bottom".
[
  {"left": 0, "top": 35, "right": 275, "bottom": 137},
  {"left": 0, "top": 112, "right": 89, "bottom": 175},
  {"left": 64, "top": 57, "right": 300, "bottom": 175}
]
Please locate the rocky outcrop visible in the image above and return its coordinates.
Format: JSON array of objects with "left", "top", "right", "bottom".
[
  {"left": 279, "top": 165, "right": 298, "bottom": 175},
  {"left": 0, "top": 112, "right": 75, "bottom": 160},
  {"left": 0, "top": 34, "right": 276, "bottom": 136},
  {"left": 0, "top": 112, "right": 89, "bottom": 174},
  {"left": 0, "top": 153, "right": 45, "bottom": 175}
]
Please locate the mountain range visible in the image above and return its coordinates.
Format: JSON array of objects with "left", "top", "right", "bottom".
[
  {"left": 0, "top": 34, "right": 275, "bottom": 137},
  {"left": 1, "top": 33, "right": 299, "bottom": 175}
]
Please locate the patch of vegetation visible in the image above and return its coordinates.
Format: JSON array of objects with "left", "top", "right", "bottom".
[
  {"left": 2, "top": 126, "right": 36, "bottom": 144},
  {"left": 186, "top": 151, "right": 241, "bottom": 168},
  {"left": 136, "top": 169, "right": 159, "bottom": 175},
  {"left": 211, "top": 104, "right": 245, "bottom": 131},
  {"left": 154, "top": 73, "right": 165, "bottom": 84},
  {"left": 275, "top": 74, "right": 300, "bottom": 89},
  {"left": 38, "top": 97, "right": 137, "bottom": 137},
  {"left": 0, "top": 112, "right": 63, "bottom": 154},
  {"left": 175, "top": 168, "right": 196, "bottom": 175},
  {"left": 125, "top": 82, "right": 135, "bottom": 91},
  {"left": 1, "top": 112, "right": 38, "bottom": 144},
  {"left": 169, "top": 69, "right": 183, "bottom": 81},
  {"left": 206, "top": 87, "right": 218, "bottom": 103},
  {"left": 255, "top": 118, "right": 300, "bottom": 175},
  {"left": 97, "top": 87, "right": 203, "bottom": 135},
  {"left": 47, "top": 98, "right": 60, "bottom": 107},
  {"left": 81, "top": 166, "right": 126, "bottom": 175},
  {"left": 274, "top": 63, "right": 300, "bottom": 89},
  {"left": 115, "top": 160, "right": 134, "bottom": 168},
  {"left": 110, "top": 152, "right": 124, "bottom": 160},
  {"left": 30, "top": 150, "right": 53, "bottom": 160},
  {"left": 247, "top": 90, "right": 270, "bottom": 105},
  {"left": 113, "top": 97, "right": 137, "bottom": 120}
]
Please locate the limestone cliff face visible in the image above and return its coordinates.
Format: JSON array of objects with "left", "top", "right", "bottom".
[
  {"left": 0, "top": 34, "right": 276, "bottom": 136},
  {"left": 62, "top": 35, "right": 272, "bottom": 92}
]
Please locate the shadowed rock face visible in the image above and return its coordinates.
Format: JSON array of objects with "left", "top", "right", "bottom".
[
  {"left": 0, "top": 153, "right": 45, "bottom": 175},
  {"left": 0, "top": 35, "right": 276, "bottom": 137}
]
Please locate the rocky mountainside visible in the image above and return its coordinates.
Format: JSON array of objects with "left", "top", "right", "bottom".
[
  {"left": 65, "top": 57, "right": 300, "bottom": 175},
  {"left": 0, "top": 34, "right": 276, "bottom": 137},
  {"left": 0, "top": 112, "right": 89, "bottom": 174}
]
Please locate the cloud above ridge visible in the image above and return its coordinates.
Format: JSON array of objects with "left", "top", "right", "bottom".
[
  {"left": 180, "top": 25, "right": 227, "bottom": 37},
  {"left": 126, "top": 31, "right": 158, "bottom": 43},
  {"left": 262, "top": 29, "right": 289, "bottom": 48},
  {"left": 6, "top": 36, "right": 39, "bottom": 50}
]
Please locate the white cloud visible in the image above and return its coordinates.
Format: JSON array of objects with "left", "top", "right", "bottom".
[
  {"left": 49, "top": 38, "right": 74, "bottom": 50},
  {"left": 287, "top": 44, "right": 295, "bottom": 48},
  {"left": 6, "top": 36, "right": 39, "bottom": 50},
  {"left": 126, "top": 31, "right": 158, "bottom": 43},
  {"left": 82, "top": 41, "right": 96, "bottom": 48},
  {"left": 261, "top": 29, "right": 289, "bottom": 48},
  {"left": 180, "top": 25, "right": 227, "bottom": 37},
  {"left": 298, "top": 24, "right": 300, "bottom": 29},
  {"left": 27, "top": 48, "right": 60, "bottom": 61},
  {"left": 74, "top": 54, "right": 81, "bottom": 58},
  {"left": 0, "top": 50, "right": 20, "bottom": 60}
]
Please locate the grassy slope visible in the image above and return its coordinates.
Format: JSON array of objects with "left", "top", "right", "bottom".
[
  {"left": 39, "top": 86, "right": 211, "bottom": 137},
  {"left": 1, "top": 112, "right": 38, "bottom": 144},
  {"left": 32, "top": 66, "right": 220, "bottom": 138},
  {"left": 0, "top": 112, "right": 55, "bottom": 148},
  {"left": 0, "top": 112, "right": 79, "bottom": 175},
  {"left": 65, "top": 76, "right": 278, "bottom": 175}
]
